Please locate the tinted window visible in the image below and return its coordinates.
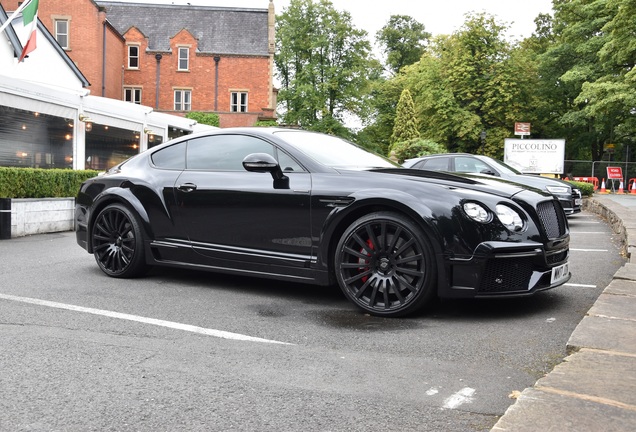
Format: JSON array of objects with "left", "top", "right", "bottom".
[
  {"left": 420, "top": 157, "right": 450, "bottom": 171},
  {"left": 151, "top": 142, "right": 186, "bottom": 169},
  {"left": 186, "top": 135, "right": 276, "bottom": 171}
]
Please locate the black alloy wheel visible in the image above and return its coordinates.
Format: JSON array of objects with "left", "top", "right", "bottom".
[
  {"left": 335, "top": 212, "right": 436, "bottom": 317},
  {"left": 92, "top": 203, "right": 147, "bottom": 278}
]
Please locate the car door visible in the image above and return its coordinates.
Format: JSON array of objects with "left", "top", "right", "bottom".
[{"left": 172, "top": 133, "right": 313, "bottom": 268}]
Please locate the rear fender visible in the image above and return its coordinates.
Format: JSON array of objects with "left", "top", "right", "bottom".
[{"left": 86, "top": 188, "right": 153, "bottom": 252}]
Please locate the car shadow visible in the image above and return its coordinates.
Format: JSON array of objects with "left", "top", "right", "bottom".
[{"left": 144, "top": 266, "right": 569, "bottom": 327}]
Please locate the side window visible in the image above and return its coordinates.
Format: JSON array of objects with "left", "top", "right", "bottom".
[
  {"left": 420, "top": 157, "right": 449, "bottom": 171},
  {"left": 186, "top": 135, "right": 276, "bottom": 171},
  {"left": 151, "top": 142, "right": 186, "bottom": 169},
  {"left": 278, "top": 150, "right": 304, "bottom": 172}
]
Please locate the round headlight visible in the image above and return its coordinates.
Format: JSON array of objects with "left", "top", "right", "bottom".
[
  {"left": 495, "top": 205, "right": 524, "bottom": 231},
  {"left": 463, "top": 202, "right": 491, "bottom": 223}
]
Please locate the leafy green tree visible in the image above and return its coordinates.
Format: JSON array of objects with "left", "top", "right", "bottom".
[
  {"left": 275, "top": 0, "right": 381, "bottom": 134},
  {"left": 397, "top": 13, "right": 537, "bottom": 158},
  {"left": 535, "top": 0, "right": 636, "bottom": 162},
  {"left": 358, "top": 74, "right": 407, "bottom": 155},
  {"left": 390, "top": 89, "right": 420, "bottom": 144},
  {"left": 376, "top": 15, "right": 430, "bottom": 75}
]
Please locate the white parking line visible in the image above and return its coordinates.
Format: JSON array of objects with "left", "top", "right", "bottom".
[
  {"left": 0, "top": 293, "right": 293, "bottom": 345},
  {"left": 570, "top": 248, "right": 609, "bottom": 252},
  {"left": 565, "top": 283, "right": 597, "bottom": 288},
  {"left": 443, "top": 387, "right": 476, "bottom": 409}
]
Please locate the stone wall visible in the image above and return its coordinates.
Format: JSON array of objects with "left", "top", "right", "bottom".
[{"left": 0, "top": 198, "right": 75, "bottom": 239}]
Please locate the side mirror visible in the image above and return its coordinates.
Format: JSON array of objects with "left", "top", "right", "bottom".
[
  {"left": 480, "top": 169, "right": 496, "bottom": 176},
  {"left": 242, "top": 153, "right": 289, "bottom": 188}
]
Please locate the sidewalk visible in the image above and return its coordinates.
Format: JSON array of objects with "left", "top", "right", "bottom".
[{"left": 492, "top": 194, "right": 636, "bottom": 431}]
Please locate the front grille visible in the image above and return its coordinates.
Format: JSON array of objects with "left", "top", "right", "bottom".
[
  {"left": 478, "top": 258, "right": 534, "bottom": 293},
  {"left": 537, "top": 200, "right": 567, "bottom": 239}
]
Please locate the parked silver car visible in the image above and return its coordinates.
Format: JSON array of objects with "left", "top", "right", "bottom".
[{"left": 403, "top": 153, "right": 582, "bottom": 215}]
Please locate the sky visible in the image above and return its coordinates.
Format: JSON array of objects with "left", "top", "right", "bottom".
[{"left": 112, "top": 0, "right": 555, "bottom": 43}]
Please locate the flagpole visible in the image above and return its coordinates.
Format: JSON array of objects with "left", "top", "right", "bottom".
[{"left": 0, "top": 0, "right": 32, "bottom": 34}]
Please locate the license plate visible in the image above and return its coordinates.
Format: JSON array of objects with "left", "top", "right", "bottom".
[
  {"left": 551, "top": 262, "right": 569, "bottom": 284},
  {"left": 575, "top": 198, "right": 582, "bottom": 205}
]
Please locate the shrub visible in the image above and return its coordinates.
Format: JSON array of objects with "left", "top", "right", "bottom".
[
  {"left": 0, "top": 168, "right": 99, "bottom": 198},
  {"left": 185, "top": 112, "right": 220, "bottom": 127},
  {"left": 255, "top": 119, "right": 279, "bottom": 127},
  {"left": 567, "top": 180, "right": 594, "bottom": 197},
  {"left": 390, "top": 138, "right": 447, "bottom": 163}
]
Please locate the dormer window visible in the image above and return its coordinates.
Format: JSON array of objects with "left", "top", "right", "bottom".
[
  {"left": 178, "top": 47, "right": 189, "bottom": 71},
  {"left": 128, "top": 45, "right": 140, "bottom": 69}
]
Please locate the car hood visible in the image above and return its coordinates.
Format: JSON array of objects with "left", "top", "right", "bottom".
[
  {"left": 505, "top": 173, "right": 572, "bottom": 192},
  {"left": 374, "top": 168, "right": 551, "bottom": 199}
]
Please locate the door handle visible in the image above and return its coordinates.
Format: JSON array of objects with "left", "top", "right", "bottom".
[{"left": 177, "top": 183, "right": 197, "bottom": 192}]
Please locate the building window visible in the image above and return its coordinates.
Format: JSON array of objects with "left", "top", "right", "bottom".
[
  {"left": 178, "top": 47, "right": 189, "bottom": 71},
  {"left": 124, "top": 87, "right": 142, "bottom": 104},
  {"left": 54, "top": 19, "right": 69, "bottom": 49},
  {"left": 230, "top": 92, "right": 248, "bottom": 112},
  {"left": 128, "top": 45, "right": 139, "bottom": 69},
  {"left": 174, "top": 90, "right": 191, "bottom": 111}
]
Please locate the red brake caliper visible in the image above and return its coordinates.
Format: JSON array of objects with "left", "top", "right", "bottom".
[{"left": 359, "top": 238, "right": 374, "bottom": 282}]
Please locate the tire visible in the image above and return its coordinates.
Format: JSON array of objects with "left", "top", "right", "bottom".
[
  {"left": 91, "top": 203, "right": 148, "bottom": 278},
  {"left": 335, "top": 212, "right": 436, "bottom": 317}
]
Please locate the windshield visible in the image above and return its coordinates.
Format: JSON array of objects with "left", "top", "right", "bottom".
[{"left": 275, "top": 130, "right": 397, "bottom": 169}]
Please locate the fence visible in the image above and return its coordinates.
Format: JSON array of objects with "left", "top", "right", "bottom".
[{"left": 564, "top": 160, "right": 636, "bottom": 189}]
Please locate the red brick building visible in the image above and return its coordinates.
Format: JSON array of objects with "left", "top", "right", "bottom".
[{"left": 0, "top": 0, "right": 277, "bottom": 127}]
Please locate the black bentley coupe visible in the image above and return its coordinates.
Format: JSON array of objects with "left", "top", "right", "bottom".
[{"left": 75, "top": 128, "right": 570, "bottom": 317}]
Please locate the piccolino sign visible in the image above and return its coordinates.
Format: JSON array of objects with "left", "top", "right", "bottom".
[{"left": 504, "top": 139, "right": 566, "bottom": 174}]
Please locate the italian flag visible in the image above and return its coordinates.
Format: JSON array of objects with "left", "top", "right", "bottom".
[{"left": 18, "top": 0, "right": 39, "bottom": 62}]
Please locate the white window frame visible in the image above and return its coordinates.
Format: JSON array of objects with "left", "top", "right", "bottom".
[
  {"left": 127, "top": 45, "right": 140, "bottom": 69},
  {"left": 230, "top": 91, "right": 248, "bottom": 113},
  {"left": 174, "top": 89, "right": 192, "bottom": 111},
  {"left": 178, "top": 47, "right": 189, "bottom": 71},
  {"left": 124, "top": 87, "right": 142, "bottom": 104},
  {"left": 54, "top": 19, "right": 69, "bottom": 49}
]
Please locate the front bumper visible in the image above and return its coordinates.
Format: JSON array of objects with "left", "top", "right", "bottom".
[{"left": 440, "top": 241, "right": 570, "bottom": 298}]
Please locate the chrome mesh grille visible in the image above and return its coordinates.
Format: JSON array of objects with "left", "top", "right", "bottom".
[{"left": 537, "top": 200, "right": 567, "bottom": 239}]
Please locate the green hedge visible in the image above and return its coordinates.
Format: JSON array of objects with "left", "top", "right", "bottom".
[
  {"left": 0, "top": 168, "right": 99, "bottom": 198},
  {"left": 567, "top": 180, "right": 595, "bottom": 197}
]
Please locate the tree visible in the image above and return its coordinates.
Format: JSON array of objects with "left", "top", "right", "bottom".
[
  {"left": 535, "top": 0, "right": 636, "bottom": 162},
  {"left": 275, "top": 0, "right": 381, "bottom": 135},
  {"left": 376, "top": 15, "right": 430, "bottom": 75},
  {"left": 390, "top": 89, "right": 419, "bottom": 145},
  {"left": 398, "top": 13, "right": 538, "bottom": 158}
]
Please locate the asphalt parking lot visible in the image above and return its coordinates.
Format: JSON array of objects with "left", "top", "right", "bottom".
[{"left": 0, "top": 208, "right": 627, "bottom": 431}]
